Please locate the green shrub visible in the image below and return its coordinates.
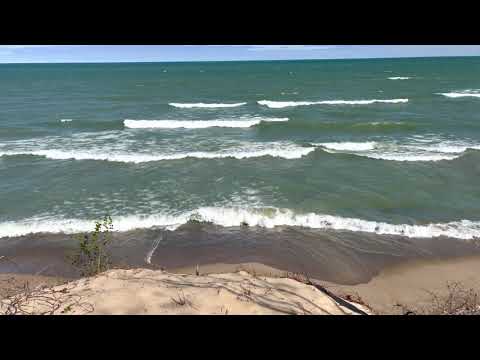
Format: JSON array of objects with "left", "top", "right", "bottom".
[
  {"left": 68, "top": 215, "right": 113, "bottom": 277},
  {"left": 188, "top": 213, "right": 203, "bottom": 224}
]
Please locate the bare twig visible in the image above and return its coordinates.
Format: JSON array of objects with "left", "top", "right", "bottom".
[
  {"left": 285, "top": 271, "right": 369, "bottom": 315},
  {"left": 1, "top": 281, "right": 94, "bottom": 315},
  {"left": 171, "top": 291, "right": 195, "bottom": 309},
  {"left": 395, "top": 281, "right": 480, "bottom": 315}
]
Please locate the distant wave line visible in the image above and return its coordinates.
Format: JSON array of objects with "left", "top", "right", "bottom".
[
  {"left": 438, "top": 91, "right": 480, "bottom": 98},
  {"left": 124, "top": 117, "right": 289, "bottom": 129},
  {"left": 257, "top": 99, "right": 409, "bottom": 108},
  {"left": 169, "top": 102, "right": 247, "bottom": 108}
]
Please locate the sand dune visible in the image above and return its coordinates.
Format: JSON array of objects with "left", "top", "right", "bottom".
[{"left": 1, "top": 268, "right": 370, "bottom": 315}]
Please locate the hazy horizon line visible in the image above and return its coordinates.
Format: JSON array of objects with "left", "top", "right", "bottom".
[{"left": 1, "top": 54, "right": 479, "bottom": 65}]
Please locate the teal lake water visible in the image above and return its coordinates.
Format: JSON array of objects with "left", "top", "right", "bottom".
[{"left": 1, "top": 57, "right": 480, "bottom": 240}]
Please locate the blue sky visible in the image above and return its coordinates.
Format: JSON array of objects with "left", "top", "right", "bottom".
[{"left": 0, "top": 45, "right": 480, "bottom": 63}]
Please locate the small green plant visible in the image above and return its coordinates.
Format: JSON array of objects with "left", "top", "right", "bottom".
[
  {"left": 188, "top": 213, "right": 203, "bottom": 224},
  {"left": 68, "top": 215, "right": 113, "bottom": 277}
]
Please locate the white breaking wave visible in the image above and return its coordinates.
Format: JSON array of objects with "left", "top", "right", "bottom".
[
  {"left": 363, "top": 153, "right": 460, "bottom": 162},
  {"left": 169, "top": 102, "right": 247, "bottom": 108},
  {"left": 0, "top": 144, "right": 315, "bottom": 163},
  {"left": 414, "top": 144, "right": 480, "bottom": 154},
  {"left": 1, "top": 207, "right": 480, "bottom": 240},
  {"left": 0, "top": 214, "right": 188, "bottom": 238},
  {"left": 438, "top": 90, "right": 480, "bottom": 98},
  {"left": 124, "top": 117, "right": 288, "bottom": 129},
  {"left": 258, "top": 99, "right": 409, "bottom": 108},
  {"left": 318, "top": 142, "right": 377, "bottom": 152},
  {"left": 359, "top": 121, "right": 406, "bottom": 127},
  {"left": 313, "top": 139, "right": 480, "bottom": 162},
  {"left": 388, "top": 77, "right": 410, "bottom": 80}
]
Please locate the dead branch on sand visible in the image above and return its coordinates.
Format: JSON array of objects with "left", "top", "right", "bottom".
[
  {"left": 396, "top": 281, "right": 480, "bottom": 315},
  {"left": 284, "top": 271, "right": 370, "bottom": 315},
  {"left": 1, "top": 281, "right": 94, "bottom": 315}
]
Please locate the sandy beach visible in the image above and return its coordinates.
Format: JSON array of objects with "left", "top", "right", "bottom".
[
  {"left": 169, "top": 256, "right": 480, "bottom": 314},
  {"left": 2, "top": 253, "right": 480, "bottom": 314},
  {"left": 0, "top": 268, "right": 372, "bottom": 315},
  {"left": 328, "top": 255, "right": 480, "bottom": 314},
  {"left": 2, "top": 223, "right": 480, "bottom": 315}
]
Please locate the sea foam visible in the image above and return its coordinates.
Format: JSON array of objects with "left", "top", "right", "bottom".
[
  {"left": 318, "top": 142, "right": 377, "bottom": 152},
  {"left": 314, "top": 139, "right": 480, "bottom": 162},
  {"left": 169, "top": 102, "right": 247, "bottom": 108},
  {"left": 124, "top": 117, "right": 288, "bottom": 129},
  {"left": 438, "top": 90, "right": 480, "bottom": 98},
  {"left": 0, "top": 143, "right": 315, "bottom": 163},
  {"left": 1, "top": 207, "right": 480, "bottom": 240},
  {"left": 258, "top": 99, "right": 409, "bottom": 108}
]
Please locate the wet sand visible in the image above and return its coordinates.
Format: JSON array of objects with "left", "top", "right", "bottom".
[
  {"left": 1, "top": 224, "right": 479, "bottom": 283},
  {"left": 1, "top": 224, "right": 480, "bottom": 313},
  {"left": 325, "top": 255, "right": 480, "bottom": 314}
]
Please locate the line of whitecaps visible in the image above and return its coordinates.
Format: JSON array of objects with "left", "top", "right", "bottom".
[
  {"left": 124, "top": 117, "right": 289, "bottom": 129},
  {"left": 167, "top": 99, "right": 409, "bottom": 109},
  {"left": 315, "top": 141, "right": 480, "bottom": 162},
  {"left": 0, "top": 143, "right": 316, "bottom": 163},
  {"left": 169, "top": 102, "right": 247, "bottom": 108},
  {"left": 1, "top": 207, "right": 479, "bottom": 240},
  {"left": 168, "top": 90, "right": 480, "bottom": 110},
  {"left": 257, "top": 99, "right": 409, "bottom": 108},
  {"left": 3, "top": 139, "right": 480, "bottom": 163},
  {"left": 437, "top": 91, "right": 480, "bottom": 98}
]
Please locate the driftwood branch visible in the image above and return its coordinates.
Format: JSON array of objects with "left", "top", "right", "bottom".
[
  {"left": 284, "top": 271, "right": 369, "bottom": 315},
  {"left": 1, "top": 281, "right": 94, "bottom": 315}
]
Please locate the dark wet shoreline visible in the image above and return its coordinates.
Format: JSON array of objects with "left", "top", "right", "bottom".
[{"left": 1, "top": 223, "right": 480, "bottom": 285}]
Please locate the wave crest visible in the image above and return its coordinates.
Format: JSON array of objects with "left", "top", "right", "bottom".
[
  {"left": 314, "top": 139, "right": 480, "bottom": 162},
  {"left": 0, "top": 143, "right": 315, "bottom": 163},
  {"left": 258, "top": 99, "right": 409, "bottom": 108},
  {"left": 169, "top": 102, "right": 247, "bottom": 108},
  {"left": 438, "top": 90, "right": 480, "bottom": 98},
  {"left": 124, "top": 117, "right": 288, "bottom": 129},
  {"left": 318, "top": 142, "right": 377, "bottom": 152},
  {"left": 2, "top": 207, "right": 479, "bottom": 240}
]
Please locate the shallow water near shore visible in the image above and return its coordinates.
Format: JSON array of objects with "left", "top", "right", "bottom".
[{"left": 2, "top": 223, "right": 479, "bottom": 284}]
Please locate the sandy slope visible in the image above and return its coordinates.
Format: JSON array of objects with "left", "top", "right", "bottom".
[
  {"left": 326, "top": 256, "right": 480, "bottom": 314},
  {"left": 1, "top": 268, "right": 370, "bottom": 315}
]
